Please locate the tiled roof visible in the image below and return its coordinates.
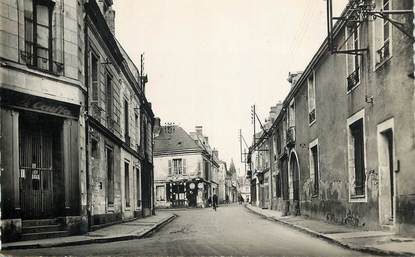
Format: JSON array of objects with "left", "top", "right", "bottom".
[{"left": 154, "top": 126, "right": 202, "bottom": 155}]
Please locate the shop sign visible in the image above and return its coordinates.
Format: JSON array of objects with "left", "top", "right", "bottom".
[
  {"left": 189, "top": 183, "right": 195, "bottom": 189},
  {"left": 32, "top": 170, "right": 40, "bottom": 180},
  {"left": 1, "top": 89, "right": 79, "bottom": 117}
]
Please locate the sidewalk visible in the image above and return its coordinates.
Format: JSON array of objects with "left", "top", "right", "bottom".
[
  {"left": 245, "top": 204, "right": 415, "bottom": 256},
  {"left": 1, "top": 211, "right": 176, "bottom": 250}
]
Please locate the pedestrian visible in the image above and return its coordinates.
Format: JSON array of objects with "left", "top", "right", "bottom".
[
  {"left": 212, "top": 191, "right": 218, "bottom": 211},
  {"left": 208, "top": 196, "right": 212, "bottom": 207}
]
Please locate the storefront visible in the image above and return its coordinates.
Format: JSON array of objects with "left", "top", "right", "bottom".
[{"left": 1, "top": 89, "right": 82, "bottom": 241}]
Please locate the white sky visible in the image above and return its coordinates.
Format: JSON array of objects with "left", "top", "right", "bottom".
[{"left": 113, "top": 0, "right": 347, "bottom": 175}]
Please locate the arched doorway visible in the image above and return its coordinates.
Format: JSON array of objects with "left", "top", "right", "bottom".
[{"left": 289, "top": 151, "right": 300, "bottom": 215}]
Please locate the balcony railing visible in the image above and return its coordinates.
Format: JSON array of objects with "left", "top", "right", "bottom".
[
  {"left": 20, "top": 50, "right": 64, "bottom": 75},
  {"left": 286, "top": 126, "right": 296, "bottom": 147},
  {"left": 90, "top": 102, "right": 103, "bottom": 120},
  {"left": 107, "top": 116, "right": 116, "bottom": 131},
  {"left": 125, "top": 135, "right": 131, "bottom": 146},
  {"left": 347, "top": 67, "right": 360, "bottom": 91},
  {"left": 376, "top": 39, "right": 390, "bottom": 66}
]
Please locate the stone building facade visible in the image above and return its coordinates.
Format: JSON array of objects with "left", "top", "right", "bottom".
[
  {"left": 154, "top": 125, "right": 220, "bottom": 208},
  {"left": 1, "top": 0, "right": 155, "bottom": 242},
  {"left": 248, "top": 0, "right": 415, "bottom": 235}
]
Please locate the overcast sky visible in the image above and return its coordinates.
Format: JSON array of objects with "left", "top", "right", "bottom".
[{"left": 113, "top": 0, "right": 347, "bottom": 175}]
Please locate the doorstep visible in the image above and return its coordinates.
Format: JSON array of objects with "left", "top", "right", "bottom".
[{"left": 1, "top": 212, "right": 176, "bottom": 250}]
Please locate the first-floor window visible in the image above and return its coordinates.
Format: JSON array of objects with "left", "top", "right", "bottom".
[
  {"left": 156, "top": 186, "right": 165, "bottom": 201},
  {"left": 169, "top": 158, "right": 186, "bottom": 175},
  {"left": 24, "top": 0, "right": 54, "bottom": 71}
]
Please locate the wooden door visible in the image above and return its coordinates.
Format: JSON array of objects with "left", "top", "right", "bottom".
[{"left": 19, "top": 122, "right": 55, "bottom": 219}]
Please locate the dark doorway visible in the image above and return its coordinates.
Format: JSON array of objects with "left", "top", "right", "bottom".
[
  {"left": 290, "top": 154, "right": 300, "bottom": 201},
  {"left": 19, "top": 112, "right": 63, "bottom": 219}
]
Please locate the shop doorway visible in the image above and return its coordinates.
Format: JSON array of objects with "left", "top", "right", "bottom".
[{"left": 19, "top": 112, "right": 63, "bottom": 219}]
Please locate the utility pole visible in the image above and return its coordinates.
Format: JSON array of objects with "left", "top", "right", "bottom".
[{"left": 251, "top": 105, "right": 256, "bottom": 145}]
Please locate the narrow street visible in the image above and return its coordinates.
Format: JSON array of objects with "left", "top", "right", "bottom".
[{"left": 5, "top": 205, "right": 376, "bottom": 256}]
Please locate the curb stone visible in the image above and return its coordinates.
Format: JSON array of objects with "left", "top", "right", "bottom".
[
  {"left": 1, "top": 214, "right": 177, "bottom": 250},
  {"left": 244, "top": 205, "right": 411, "bottom": 257}
]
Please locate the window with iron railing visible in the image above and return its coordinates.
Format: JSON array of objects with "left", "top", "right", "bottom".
[
  {"left": 374, "top": 0, "right": 392, "bottom": 68},
  {"left": 347, "top": 66, "right": 360, "bottom": 91},
  {"left": 23, "top": 0, "right": 63, "bottom": 74},
  {"left": 346, "top": 24, "right": 361, "bottom": 91},
  {"left": 286, "top": 126, "right": 296, "bottom": 146}
]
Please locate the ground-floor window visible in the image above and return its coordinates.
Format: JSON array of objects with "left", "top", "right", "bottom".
[
  {"left": 347, "top": 109, "right": 366, "bottom": 200},
  {"left": 106, "top": 146, "right": 114, "bottom": 205},
  {"left": 156, "top": 185, "right": 165, "bottom": 201},
  {"left": 125, "top": 161, "right": 130, "bottom": 207},
  {"left": 309, "top": 139, "right": 319, "bottom": 196},
  {"left": 135, "top": 166, "right": 141, "bottom": 207}
]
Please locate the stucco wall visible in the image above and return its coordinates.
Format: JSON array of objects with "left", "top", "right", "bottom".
[{"left": 154, "top": 153, "right": 203, "bottom": 181}]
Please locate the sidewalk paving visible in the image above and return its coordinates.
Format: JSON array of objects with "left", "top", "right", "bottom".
[
  {"left": 246, "top": 204, "right": 415, "bottom": 256},
  {"left": 1, "top": 211, "right": 176, "bottom": 250}
]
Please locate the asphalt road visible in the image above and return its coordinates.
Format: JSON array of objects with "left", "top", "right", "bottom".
[{"left": 4, "top": 205, "right": 378, "bottom": 256}]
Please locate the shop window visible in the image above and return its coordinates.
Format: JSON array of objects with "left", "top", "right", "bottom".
[{"left": 156, "top": 186, "right": 165, "bottom": 201}]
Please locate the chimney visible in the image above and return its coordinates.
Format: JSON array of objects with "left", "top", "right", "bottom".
[
  {"left": 204, "top": 136, "right": 209, "bottom": 144},
  {"left": 105, "top": 7, "right": 116, "bottom": 35},
  {"left": 287, "top": 71, "right": 303, "bottom": 87},
  {"left": 153, "top": 117, "right": 161, "bottom": 137},
  {"left": 195, "top": 126, "right": 203, "bottom": 136},
  {"left": 212, "top": 149, "right": 219, "bottom": 159}
]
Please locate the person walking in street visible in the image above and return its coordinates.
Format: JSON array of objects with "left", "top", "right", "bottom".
[{"left": 212, "top": 191, "right": 218, "bottom": 211}]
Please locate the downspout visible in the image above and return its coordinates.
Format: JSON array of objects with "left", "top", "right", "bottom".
[{"left": 83, "top": 4, "right": 91, "bottom": 230}]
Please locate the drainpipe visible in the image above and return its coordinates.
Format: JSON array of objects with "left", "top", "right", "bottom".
[{"left": 83, "top": 6, "right": 91, "bottom": 231}]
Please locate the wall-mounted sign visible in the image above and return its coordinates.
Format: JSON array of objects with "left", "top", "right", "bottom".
[
  {"left": 32, "top": 170, "right": 40, "bottom": 180},
  {"left": 189, "top": 183, "right": 195, "bottom": 189},
  {"left": 1, "top": 89, "right": 79, "bottom": 118}
]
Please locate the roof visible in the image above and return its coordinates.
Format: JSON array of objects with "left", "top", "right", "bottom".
[{"left": 154, "top": 126, "right": 203, "bottom": 156}]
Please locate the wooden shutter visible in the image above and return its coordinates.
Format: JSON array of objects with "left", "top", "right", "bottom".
[
  {"left": 182, "top": 159, "right": 187, "bottom": 175},
  {"left": 168, "top": 160, "right": 172, "bottom": 175}
]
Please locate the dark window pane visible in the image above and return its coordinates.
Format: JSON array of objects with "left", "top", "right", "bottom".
[
  {"left": 36, "top": 5, "right": 49, "bottom": 26},
  {"left": 36, "top": 25, "right": 49, "bottom": 48},
  {"left": 24, "top": 0, "right": 33, "bottom": 19}
]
